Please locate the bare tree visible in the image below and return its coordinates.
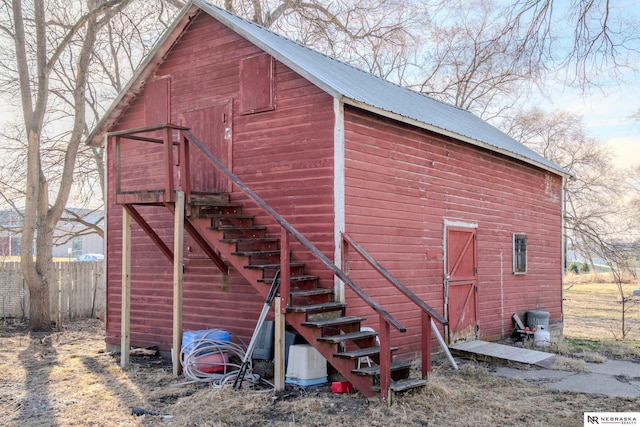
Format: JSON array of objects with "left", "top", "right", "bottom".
[
  {"left": 167, "top": 0, "right": 428, "bottom": 82},
  {"left": 54, "top": 2, "right": 177, "bottom": 219},
  {"left": 628, "top": 165, "right": 640, "bottom": 252},
  {"left": 503, "top": 108, "right": 631, "bottom": 261},
  {"left": 154, "top": 1, "right": 640, "bottom": 119},
  {"left": 504, "top": 107, "right": 640, "bottom": 338},
  {"left": 0, "top": 0, "right": 181, "bottom": 331},
  {"left": 0, "top": 0, "right": 132, "bottom": 331},
  {"left": 499, "top": 0, "right": 640, "bottom": 89},
  {"left": 413, "top": 0, "right": 542, "bottom": 120},
  {"left": 594, "top": 237, "right": 637, "bottom": 340}
]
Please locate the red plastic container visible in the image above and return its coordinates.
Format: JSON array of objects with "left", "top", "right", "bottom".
[
  {"left": 192, "top": 352, "right": 229, "bottom": 373},
  {"left": 331, "top": 381, "right": 354, "bottom": 393}
]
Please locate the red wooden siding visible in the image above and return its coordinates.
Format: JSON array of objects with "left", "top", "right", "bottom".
[
  {"left": 144, "top": 77, "right": 170, "bottom": 125},
  {"left": 104, "top": 7, "right": 563, "bottom": 361},
  {"left": 105, "top": 11, "right": 336, "bottom": 350},
  {"left": 343, "top": 106, "right": 563, "bottom": 353}
]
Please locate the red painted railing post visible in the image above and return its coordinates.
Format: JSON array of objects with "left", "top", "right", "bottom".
[
  {"left": 379, "top": 315, "right": 391, "bottom": 403},
  {"left": 163, "top": 126, "right": 174, "bottom": 202},
  {"left": 280, "top": 228, "right": 290, "bottom": 312},
  {"left": 341, "top": 236, "right": 349, "bottom": 275},
  {"left": 114, "top": 135, "right": 122, "bottom": 194},
  {"left": 180, "top": 130, "right": 191, "bottom": 201},
  {"left": 421, "top": 312, "right": 432, "bottom": 377}
]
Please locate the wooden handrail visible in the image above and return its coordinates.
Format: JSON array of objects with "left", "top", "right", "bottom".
[
  {"left": 110, "top": 123, "right": 190, "bottom": 204},
  {"left": 183, "top": 130, "right": 406, "bottom": 333},
  {"left": 342, "top": 232, "right": 458, "bottom": 376},
  {"left": 108, "top": 123, "right": 189, "bottom": 137},
  {"left": 111, "top": 124, "right": 460, "bottom": 399},
  {"left": 341, "top": 232, "right": 448, "bottom": 325}
]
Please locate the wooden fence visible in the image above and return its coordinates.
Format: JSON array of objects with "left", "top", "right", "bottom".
[{"left": 0, "top": 261, "right": 105, "bottom": 323}]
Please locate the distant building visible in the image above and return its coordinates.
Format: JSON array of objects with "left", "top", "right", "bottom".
[{"left": 0, "top": 208, "right": 104, "bottom": 259}]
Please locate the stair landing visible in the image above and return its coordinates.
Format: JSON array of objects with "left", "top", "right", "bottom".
[{"left": 450, "top": 340, "right": 557, "bottom": 368}]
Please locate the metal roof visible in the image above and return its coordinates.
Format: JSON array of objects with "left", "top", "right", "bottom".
[
  {"left": 194, "top": 1, "right": 567, "bottom": 176},
  {"left": 88, "top": 0, "right": 567, "bottom": 176}
]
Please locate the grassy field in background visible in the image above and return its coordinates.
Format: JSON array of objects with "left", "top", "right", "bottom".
[{"left": 563, "top": 274, "right": 640, "bottom": 347}]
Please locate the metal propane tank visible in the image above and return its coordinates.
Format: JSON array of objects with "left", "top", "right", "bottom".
[{"left": 533, "top": 325, "right": 551, "bottom": 347}]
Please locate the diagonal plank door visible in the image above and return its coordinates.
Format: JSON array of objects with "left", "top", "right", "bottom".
[{"left": 446, "top": 226, "right": 479, "bottom": 343}]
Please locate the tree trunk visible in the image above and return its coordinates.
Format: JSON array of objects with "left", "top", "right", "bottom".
[
  {"left": 28, "top": 275, "right": 51, "bottom": 331},
  {"left": 19, "top": 122, "right": 51, "bottom": 331}
]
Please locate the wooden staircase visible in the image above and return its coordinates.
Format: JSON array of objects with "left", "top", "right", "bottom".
[
  {"left": 110, "top": 124, "right": 452, "bottom": 402},
  {"left": 188, "top": 193, "right": 426, "bottom": 398}
]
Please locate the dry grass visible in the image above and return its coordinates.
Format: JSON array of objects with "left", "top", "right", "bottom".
[
  {"left": 562, "top": 278, "right": 640, "bottom": 359},
  {"left": 550, "top": 356, "right": 588, "bottom": 372},
  {"left": 2, "top": 279, "right": 640, "bottom": 426}
]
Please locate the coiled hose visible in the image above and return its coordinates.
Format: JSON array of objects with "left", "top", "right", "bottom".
[{"left": 179, "top": 329, "right": 274, "bottom": 392}]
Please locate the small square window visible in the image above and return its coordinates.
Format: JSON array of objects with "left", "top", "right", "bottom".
[{"left": 513, "top": 233, "right": 527, "bottom": 274}]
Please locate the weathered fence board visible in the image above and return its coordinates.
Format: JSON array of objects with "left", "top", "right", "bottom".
[{"left": 0, "top": 261, "right": 105, "bottom": 322}]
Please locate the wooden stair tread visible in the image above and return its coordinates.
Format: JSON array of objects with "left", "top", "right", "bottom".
[
  {"left": 244, "top": 262, "right": 304, "bottom": 270},
  {"left": 182, "top": 188, "right": 419, "bottom": 400},
  {"left": 231, "top": 249, "right": 280, "bottom": 256},
  {"left": 258, "top": 275, "right": 317, "bottom": 283},
  {"left": 211, "top": 225, "right": 266, "bottom": 231},
  {"left": 352, "top": 360, "right": 412, "bottom": 376},
  {"left": 334, "top": 346, "right": 398, "bottom": 359},
  {"left": 189, "top": 193, "right": 230, "bottom": 204},
  {"left": 302, "top": 316, "right": 366, "bottom": 328},
  {"left": 221, "top": 237, "right": 279, "bottom": 244},
  {"left": 199, "top": 213, "right": 254, "bottom": 219},
  {"left": 286, "top": 302, "right": 345, "bottom": 314},
  {"left": 317, "top": 330, "right": 377, "bottom": 344},
  {"left": 289, "top": 288, "right": 332, "bottom": 297},
  {"left": 371, "top": 378, "right": 427, "bottom": 392},
  {"left": 192, "top": 201, "right": 239, "bottom": 208}
]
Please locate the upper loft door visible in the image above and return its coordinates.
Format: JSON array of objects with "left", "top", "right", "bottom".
[
  {"left": 145, "top": 77, "right": 170, "bottom": 125},
  {"left": 183, "top": 100, "right": 233, "bottom": 193},
  {"left": 445, "top": 225, "right": 479, "bottom": 343}
]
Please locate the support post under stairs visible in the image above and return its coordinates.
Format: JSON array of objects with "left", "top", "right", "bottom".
[
  {"left": 173, "top": 191, "right": 185, "bottom": 376},
  {"left": 121, "top": 207, "right": 131, "bottom": 368}
]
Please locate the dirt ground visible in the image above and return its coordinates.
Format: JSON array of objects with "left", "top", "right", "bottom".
[{"left": 2, "top": 281, "right": 640, "bottom": 426}]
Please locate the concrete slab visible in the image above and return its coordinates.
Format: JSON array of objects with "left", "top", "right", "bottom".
[
  {"left": 586, "top": 360, "right": 640, "bottom": 378},
  {"left": 495, "top": 366, "right": 575, "bottom": 382},
  {"left": 453, "top": 340, "right": 640, "bottom": 398},
  {"left": 494, "top": 360, "right": 640, "bottom": 398},
  {"left": 546, "top": 372, "right": 640, "bottom": 397}
]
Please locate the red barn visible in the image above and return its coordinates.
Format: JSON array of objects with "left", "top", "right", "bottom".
[{"left": 88, "top": 0, "right": 568, "bottom": 399}]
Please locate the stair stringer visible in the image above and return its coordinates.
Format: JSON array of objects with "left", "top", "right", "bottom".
[
  {"left": 186, "top": 214, "right": 271, "bottom": 299},
  {"left": 285, "top": 311, "right": 379, "bottom": 397},
  {"left": 183, "top": 207, "right": 382, "bottom": 397}
]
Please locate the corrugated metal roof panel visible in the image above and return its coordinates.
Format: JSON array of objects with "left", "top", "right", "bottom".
[{"left": 196, "top": 0, "right": 567, "bottom": 176}]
